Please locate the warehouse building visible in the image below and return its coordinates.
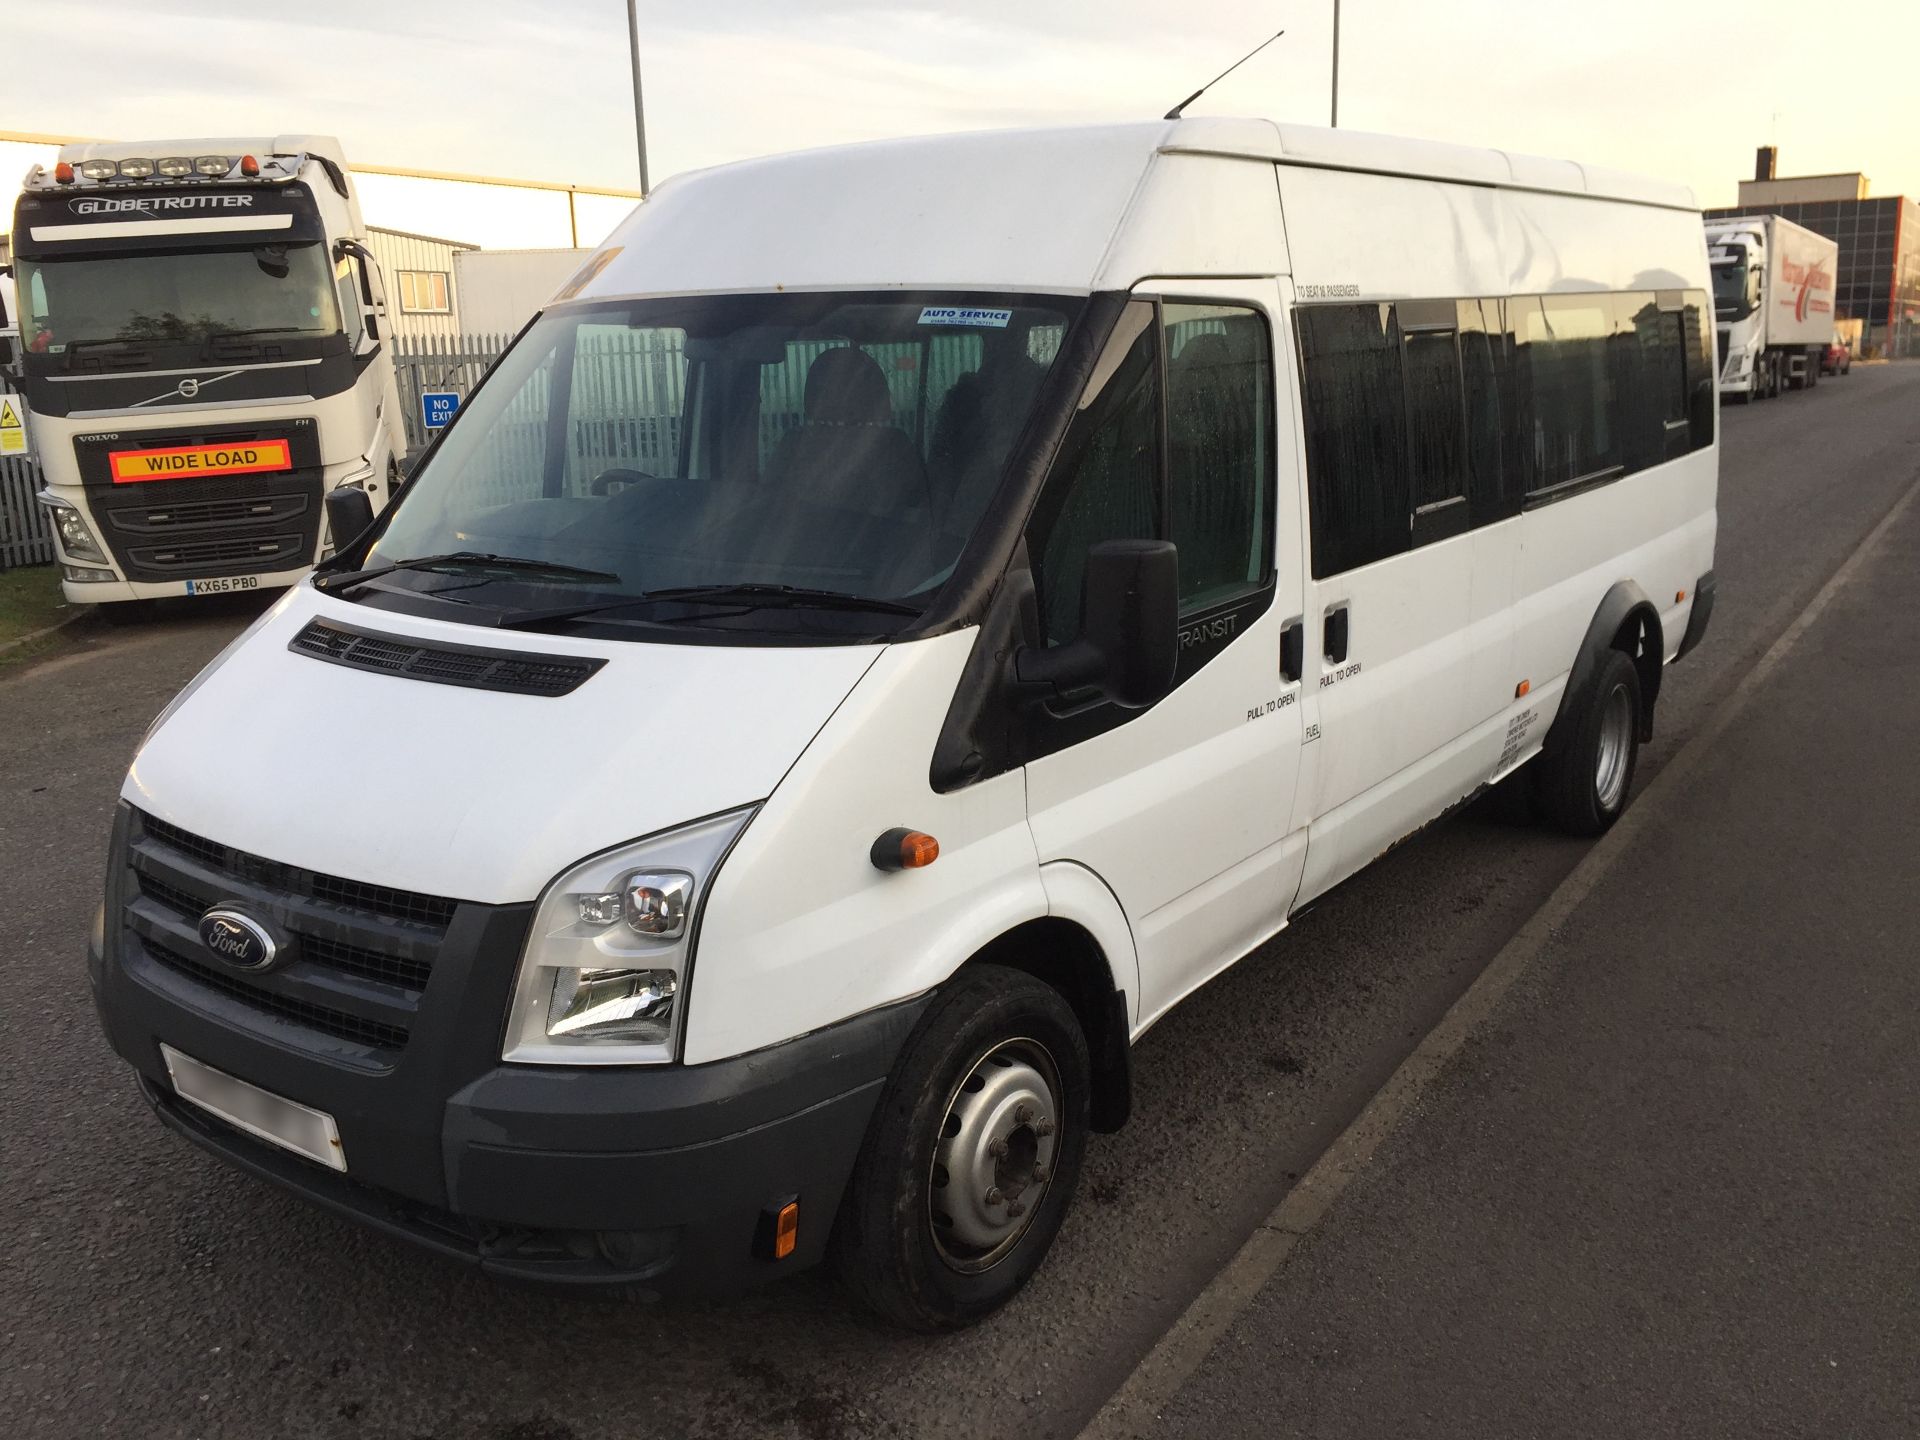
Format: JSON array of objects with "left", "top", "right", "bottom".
[{"left": 1705, "top": 147, "right": 1920, "bottom": 357}]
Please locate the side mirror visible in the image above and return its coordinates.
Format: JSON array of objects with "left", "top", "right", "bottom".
[
  {"left": 324, "top": 487, "right": 377, "bottom": 552},
  {"left": 1016, "top": 539, "right": 1178, "bottom": 709}
]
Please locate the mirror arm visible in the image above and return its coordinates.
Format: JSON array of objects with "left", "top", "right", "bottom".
[{"left": 1012, "top": 639, "right": 1104, "bottom": 701}]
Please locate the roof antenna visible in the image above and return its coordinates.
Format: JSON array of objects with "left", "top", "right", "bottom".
[{"left": 1165, "top": 28, "right": 1286, "bottom": 121}]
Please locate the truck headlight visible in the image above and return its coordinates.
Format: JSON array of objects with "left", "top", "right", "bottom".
[
  {"left": 39, "top": 494, "right": 108, "bottom": 564},
  {"left": 503, "top": 807, "right": 755, "bottom": 1065}
]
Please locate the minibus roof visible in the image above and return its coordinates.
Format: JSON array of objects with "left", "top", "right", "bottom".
[{"left": 567, "top": 117, "right": 1699, "bottom": 302}]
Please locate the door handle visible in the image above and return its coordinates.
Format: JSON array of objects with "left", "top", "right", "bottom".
[
  {"left": 1323, "top": 605, "right": 1350, "bottom": 664},
  {"left": 1279, "top": 618, "right": 1305, "bottom": 682}
]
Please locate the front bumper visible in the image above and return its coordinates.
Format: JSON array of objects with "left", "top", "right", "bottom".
[
  {"left": 89, "top": 804, "right": 928, "bottom": 1296},
  {"left": 60, "top": 563, "right": 317, "bottom": 607}
]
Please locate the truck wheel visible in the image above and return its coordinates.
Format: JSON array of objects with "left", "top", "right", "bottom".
[
  {"left": 832, "top": 964, "right": 1090, "bottom": 1331},
  {"left": 1533, "top": 649, "right": 1642, "bottom": 837}
]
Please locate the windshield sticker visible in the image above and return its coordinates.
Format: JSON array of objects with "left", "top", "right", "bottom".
[{"left": 918, "top": 306, "right": 1012, "bottom": 328}]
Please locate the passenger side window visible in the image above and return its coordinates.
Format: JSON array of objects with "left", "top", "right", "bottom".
[
  {"left": 1164, "top": 303, "right": 1275, "bottom": 610},
  {"left": 334, "top": 256, "right": 365, "bottom": 351},
  {"left": 1029, "top": 310, "right": 1158, "bottom": 647},
  {"left": 1401, "top": 303, "right": 1469, "bottom": 546},
  {"left": 1297, "top": 288, "right": 1713, "bottom": 578},
  {"left": 1296, "top": 303, "right": 1408, "bottom": 578},
  {"left": 1029, "top": 301, "right": 1278, "bottom": 650}
]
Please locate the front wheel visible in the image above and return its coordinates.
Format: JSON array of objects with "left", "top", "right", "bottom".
[
  {"left": 1532, "top": 649, "right": 1642, "bottom": 837},
  {"left": 831, "top": 964, "right": 1091, "bottom": 1331}
]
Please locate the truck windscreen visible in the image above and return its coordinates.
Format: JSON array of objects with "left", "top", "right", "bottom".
[
  {"left": 1710, "top": 258, "right": 1754, "bottom": 322},
  {"left": 361, "top": 291, "right": 1085, "bottom": 637},
  {"left": 15, "top": 242, "right": 340, "bottom": 356}
]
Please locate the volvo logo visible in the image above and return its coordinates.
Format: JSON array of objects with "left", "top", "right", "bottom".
[
  {"left": 198, "top": 908, "right": 280, "bottom": 972},
  {"left": 176, "top": 377, "right": 200, "bottom": 399}
]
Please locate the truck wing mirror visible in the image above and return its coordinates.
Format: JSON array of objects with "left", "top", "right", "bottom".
[{"left": 1015, "top": 539, "right": 1179, "bottom": 709}]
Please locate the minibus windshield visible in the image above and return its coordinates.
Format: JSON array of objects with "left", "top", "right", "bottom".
[
  {"left": 367, "top": 292, "right": 1081, "bottom": 635},
  {"left": 15, "top": 243, "right": 340, "bottom": 357}
]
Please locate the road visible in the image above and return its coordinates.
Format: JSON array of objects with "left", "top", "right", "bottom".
[{"left": 3, "top": 366, "right": 1918, "bottom": 1440}]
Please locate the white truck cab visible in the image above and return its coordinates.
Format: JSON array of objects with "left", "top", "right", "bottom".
[
  {"left": 89, "top": 119, "right": 1718, "bottom": 1329},
  {"left": 7, "top": 136, "right": 405, "bottom": 610},
  {"left": 1706, "top": 212, "right": 1839, "bottom": 401}
]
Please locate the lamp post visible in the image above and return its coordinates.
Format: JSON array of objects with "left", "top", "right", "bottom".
[
  {"left": 625, "top": 0, "right": 651, "bottom": 196},
  {"left": 1331, "top": 0, "right": 1341, "bottom": 127}
]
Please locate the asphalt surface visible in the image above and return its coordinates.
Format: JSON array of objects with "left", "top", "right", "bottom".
[
  {"left": 1146, "top": 407, "right": 1920, "bottom": 1438},
  {"left": 3, "top": 365, "right": 1918, "bottom": 1440}
]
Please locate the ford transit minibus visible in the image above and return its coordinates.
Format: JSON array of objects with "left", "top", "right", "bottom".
[{"left": 89, "top": 118, "right": 1718, "bottom": 1330}]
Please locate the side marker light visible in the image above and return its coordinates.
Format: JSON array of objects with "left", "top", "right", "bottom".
[
  {"left": 774, "top": 1201, "right": 799, "bottom": 1260},
  {"left": 871, "top": 828, "right": 939, "bottom": 871},
  {"left": 1515, "top": 679, "right": 1530, "bottom": 698},
  {"left": 1676, "top": 589, "right": 1687, "bottom": 603}
]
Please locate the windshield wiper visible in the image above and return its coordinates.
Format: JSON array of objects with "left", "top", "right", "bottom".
[
  {"left": 314, "top": 551, "right": 621, "bottom": 596},
  {"left": 493, "top": 583, "right": 924, "bottom": 630}
]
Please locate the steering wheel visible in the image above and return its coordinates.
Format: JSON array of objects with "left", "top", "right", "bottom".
[{"left": 589, "top": 468, "right": 661, "bottom": 497}]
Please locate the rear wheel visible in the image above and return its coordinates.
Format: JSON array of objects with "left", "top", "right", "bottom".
[
  {"left": 1533, "top": 649, "right": 1642, "bottom": 837},
  {"left": 831, "top": 964, "right": 1090, "bottom": 1331}
]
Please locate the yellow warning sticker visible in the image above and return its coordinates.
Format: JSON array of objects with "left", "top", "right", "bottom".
[{"left": 0, "top": 397, "right": 27, "bottom": 457}]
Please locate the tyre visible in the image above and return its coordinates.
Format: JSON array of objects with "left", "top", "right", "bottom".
[
  {"left": 831, "top": 963, "right": 1091, "bottom": 1331},
  {"left": 1532, "top": 649, "right": 1642, "bottom": 837}
]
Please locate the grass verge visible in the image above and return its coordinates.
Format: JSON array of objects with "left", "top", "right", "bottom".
[{"left": 0, "top": 564, "right": 80, "bottom": 663}]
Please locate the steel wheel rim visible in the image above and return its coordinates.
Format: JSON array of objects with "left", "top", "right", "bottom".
[
  {"left": 1595, "top": 683, "right": 1634, "bottom": 811},
  {"left": 928, "top": 1037, "right": 1062, "bottom": 1274}
]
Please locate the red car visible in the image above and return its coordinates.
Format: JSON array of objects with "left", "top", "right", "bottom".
[{"left": 1822, "top": 335, "right": 1853, "bottom": 375}]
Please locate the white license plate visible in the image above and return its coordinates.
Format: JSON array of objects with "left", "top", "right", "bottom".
[
  {"left": 184, "top": 576, "right": 261, "bottom": 596},
  {"left": 161, "top": 1044, "right": 347, "bottom": 1172}
]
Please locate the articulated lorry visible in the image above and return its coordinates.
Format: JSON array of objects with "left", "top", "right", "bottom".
[
  {"left": 1706, "top": 213, "right": 1838, "bottom": 402},
  {"left": 4, "top": 136, "right": 405, "bottom": 612}
]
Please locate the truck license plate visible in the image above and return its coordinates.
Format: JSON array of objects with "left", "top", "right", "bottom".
[
  {"left": 161, "top": 1044, "right": 347, "bottom": 1172},
  {"left": 184, "top": 576, "right": 260, "bottom": 596}
]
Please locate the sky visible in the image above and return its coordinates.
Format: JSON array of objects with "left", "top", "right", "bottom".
[{"left": 3, "top": 0, "right": 1916, "bottom": 216}]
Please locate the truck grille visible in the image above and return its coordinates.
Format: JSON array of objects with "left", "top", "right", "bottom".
[
  {"left": 123, "top": 811, "right": 459, "bottom": 1058},
  {"left": 88, "top": 471, "right": 323, "bottom": 582}
]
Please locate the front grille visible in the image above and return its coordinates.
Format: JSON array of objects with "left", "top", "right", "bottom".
[
  {"left": 126, "top": 812, "right": 457, "bottom": 1056},
  {"left": 125, "top": 532, "right": 308, "bottom": 573},
  {"left": 142, "top": 814, "right": 457, "bottom": 926},
  {"left": 85, "top": 469, "right": 323, "bottom": 582},
  {"left": 289, "top": 618, "right": 606, "bottom": 698},
  {"left": 105, "top": 491, "right": 310, "bottom": 534},
  {"left": 144, "top": 938, "right": 413, "bottom": 1050}
]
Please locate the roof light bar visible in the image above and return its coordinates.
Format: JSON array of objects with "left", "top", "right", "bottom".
[
  {"left": 194, "top": 155, "right": 230, "bottom": 176},
  {"left": 156, "top": 156, "right": 194, "bottom": 177},
  {"left": 78, "top": 159, "right": 117, "bottom": 181},
  {"left": 116, "top": 158, "right": 156, "bottom": 179}
]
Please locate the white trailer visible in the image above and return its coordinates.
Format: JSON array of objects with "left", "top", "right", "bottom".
[
  {"left": 1706, "top": 213, "right": 1839, "bottom": 401},
  {"left": 452, "top": 248, "right": 590, "bottom": 337},
  {"left": 6, "top": 135, "right": 407, "bottom": 612}
]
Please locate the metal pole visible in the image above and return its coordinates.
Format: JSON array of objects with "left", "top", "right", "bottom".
[
  {"left": 625, "top": 0, "right": 651, "bottom": 196},
  {"left": 1331, "top": 0, "right": 1341, "bottom": 127}
]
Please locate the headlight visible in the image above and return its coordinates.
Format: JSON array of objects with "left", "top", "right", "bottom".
[
  {"left": 39, "top": 494, "right": 108, "bottom": 564},
  {"left": 503, "top": 807, "right": 755, "bottom": 1065}
]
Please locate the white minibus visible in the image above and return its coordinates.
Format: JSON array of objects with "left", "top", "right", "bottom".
[{"left": 89, "top": 118, "right": 1717, "bottom": 1329}]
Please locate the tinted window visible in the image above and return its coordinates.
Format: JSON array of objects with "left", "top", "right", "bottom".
[
  {"left": 1164, "top": 303, "right": 1275, "bottom": 609},
  {"left": 1295, "top": 288, "right": 1713, "bottom": 576},
  {"left": 1029, "top": 309, "right": 1159, "bottom": 646},
  {"left": 1511, "top": 294, "right": 1618, "bottom": 494},
  {"left": 1297, "top": 303, "right": 1408, "bottom": 578},
  {"left": 1403, "top": 326, "right": 1469, "bottom": 545},
  {"left": 1459, "top": 298, "right": 1517, "bottom": 524}
]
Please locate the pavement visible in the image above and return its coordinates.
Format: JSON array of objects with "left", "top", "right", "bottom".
[
  {"left": 2, "top": 365, "right": 1919, "bottom": 1440},
  {"left": 1120, "top": 443, "right": 1920, "bottom": 1436}
]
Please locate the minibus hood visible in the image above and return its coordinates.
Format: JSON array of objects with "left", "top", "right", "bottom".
[{"left": 123, "top": 588, "right": 883, "bottom": 903}]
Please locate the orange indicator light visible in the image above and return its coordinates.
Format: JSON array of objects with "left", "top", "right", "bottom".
[
  {"left": 774, "top": 1201, "right": 800, "bottom": 1260},
  {"left": 1515, "top": 679, "right": 1531, "bottom": 698}
]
